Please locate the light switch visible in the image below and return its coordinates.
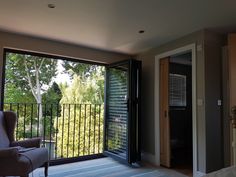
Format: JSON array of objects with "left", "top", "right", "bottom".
[
  {"left": 217, "top": 100, "right": 222, "bottom": 106},
  {"left": 197, "top": 99, "right": 203, "bottom": 106},
  {"left": 197, "top": 44, "right": 202, "bottom": 51}
]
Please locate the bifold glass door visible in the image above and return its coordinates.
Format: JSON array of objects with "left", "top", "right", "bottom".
[{"left": 104, "top": 59, "right": 141, "bottom": 164}]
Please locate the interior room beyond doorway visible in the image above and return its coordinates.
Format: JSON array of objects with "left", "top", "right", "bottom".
[{"left": 169, "top": 53, "right": 193, "bottom": 176}]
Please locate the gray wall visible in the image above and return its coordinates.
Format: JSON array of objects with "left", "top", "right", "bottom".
[
  {"left": 222, "top": 46, "right": 231, "bottom": 167},
  {"left": 138, "top": 30, "right": 224, "bottom": 173},
  {"left": 0, "top": 30, "right": 131, "bottom": 103},
  {"left": 204, "top": 31, "right": 224, "bottom": 172}
]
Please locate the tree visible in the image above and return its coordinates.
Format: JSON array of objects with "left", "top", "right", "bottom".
[
  {"left": 5, "top": 53, "right": 57, "bottom": 136},
  {"left": 56, "top": 65, "right": 105, "bottom": 158},
  {"left": 62, "top": 61, "right": 98, "bottom": 78},
  {"left": 41, "top": 82, "right": 62, "bottom": 139},
  {"left": 42, "top": 82, "right": 62, "bottom": 115},
  {"left": 4, "top": 82, "right": 35, "bottom": 104},
  {"left": 62, "top": 61, "right": 105, "bottom": 103}
]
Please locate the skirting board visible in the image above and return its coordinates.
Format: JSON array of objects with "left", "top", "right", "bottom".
[
  {"left": 142, "top": 152, "right": 206, "bottom": 177},
  {"left": 141, "top": 152, "right": 156, "bottom": 165},
  {"left": 196, "top": 171, "right": 206, "bottom": 177}
]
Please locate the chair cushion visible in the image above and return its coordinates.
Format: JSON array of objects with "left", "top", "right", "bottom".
[
  {"left": 0, "top": 112, "right": 10, "bottom": 148},
  {"left": 19, "top": 147, "right": 48, "bottom": 170},
  {"left": 0, "top": 147, "right": 48, "bottom": 176}
]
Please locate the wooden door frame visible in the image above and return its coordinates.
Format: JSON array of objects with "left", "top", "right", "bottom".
[{"left": 154, "top": 44, "right": 197, "bottom": 176}]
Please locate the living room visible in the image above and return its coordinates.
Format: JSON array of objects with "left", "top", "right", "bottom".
[{"left": 0, "top": 1, "right": 236, "bottom": 177}]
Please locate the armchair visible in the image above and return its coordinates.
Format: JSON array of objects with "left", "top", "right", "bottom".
[{"left": 0, "top": 111, "right": 48, "bottom": 177}]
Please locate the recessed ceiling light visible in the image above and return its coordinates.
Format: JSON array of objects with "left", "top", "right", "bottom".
[
  {"left": 139, "top": 30, "right": 145, "bottom": 34},
  {"left": 48, "top": 4, "right": 56, "bottom": 8}
]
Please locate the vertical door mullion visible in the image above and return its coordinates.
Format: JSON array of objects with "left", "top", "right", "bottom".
[
  {"left": 103, "top": 67, "right": 109, "bottom": 153},
  {"left": 127, "top": 60, "right": 131, "bottom": 163}
]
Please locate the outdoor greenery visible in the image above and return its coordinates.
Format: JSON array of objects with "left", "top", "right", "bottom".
[
  {"left": 56, "top": 62, "right": 104, "bottom": 157},
  {"left": 4, "top": 52, "right": 105, "bottom": 159},
  {"left": 5, "top": 53, "right": 57, "bottom": 136}
]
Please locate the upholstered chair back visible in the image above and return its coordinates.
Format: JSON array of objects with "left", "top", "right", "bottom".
[{"left": 0, "top": 111, "right": 17, "bottom": 148}]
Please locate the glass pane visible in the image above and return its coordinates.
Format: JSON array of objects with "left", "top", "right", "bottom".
[{"left": 106, "top": 64, "right": 128, "bottom": 159}]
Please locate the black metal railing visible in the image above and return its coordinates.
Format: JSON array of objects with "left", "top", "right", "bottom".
[{"left": 3, "top": 103, "right": 104, "bottom": 161}]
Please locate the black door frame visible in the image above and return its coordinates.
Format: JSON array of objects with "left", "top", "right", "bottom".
[
  {"left": 1, "top": 49, "right": 141, "bottom": 165},
  {"left": 104, "top": 59, "right": 141, "bottom": 164}
]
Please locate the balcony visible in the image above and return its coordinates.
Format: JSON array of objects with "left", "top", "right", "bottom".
[{"left": 3, "top": 103, "right": 104, "bottom": 163}]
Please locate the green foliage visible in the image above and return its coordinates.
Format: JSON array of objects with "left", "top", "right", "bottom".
[
  {"left": 4, "top": 83, "right": 35, "bottom": 103},
  {"left": 60, "top": 74, "right": 104, "bottom": 104},
  {"left": 5, "top": 53, "right": 57, "bottom": 94},
  {"left": 55, "top": 104, "right": 104, "bottom": 158},
  {"left": 4, "top": 52, "right": 58, "bottom": 139},
  {"left": 42, "top": 82, "right": 62, "bottom": 116},
  {"left": 41, "top": 83, "right": 63, "bottom": 139},
  {"left": 62, "top": 61, "right": 105, "bottom": 103},
  {"left": 4, "top": 52, "right": 105, "bottom": 159},
  {"left": 62, "top": 61, "right": 99, "bottom": 78},
  {"left": 56, "top": 66, "right": 105, "bottom": 158},
  {"left": 42, "top": 82, "right": 62, "bottom": 104}
]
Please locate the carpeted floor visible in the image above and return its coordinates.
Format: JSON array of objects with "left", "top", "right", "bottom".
[{"left": 32, "top": 157, "right": 188, "bottom": 177}]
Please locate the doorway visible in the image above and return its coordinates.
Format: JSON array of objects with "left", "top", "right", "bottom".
[
  {"left": 169, "top": 53, "right": 193, "bottom": 176},
  {"left": 154, "top": 44, "right": 197, "bottom": 177},
  {"left": 159, "top": 53, "right": 193, "bottom": 176}
]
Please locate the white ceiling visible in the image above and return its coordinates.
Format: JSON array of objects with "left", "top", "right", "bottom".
[{"left": 0, "top": 0, "right": 236, "bottom": 54}]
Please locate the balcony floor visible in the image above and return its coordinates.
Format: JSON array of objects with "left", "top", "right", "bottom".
[{"left": 31, "top": 157, "right": 188, "bottom": 177}]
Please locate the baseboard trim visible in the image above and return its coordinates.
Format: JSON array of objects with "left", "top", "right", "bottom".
[
  {"left": 141, "top": 152, "right": 156, "bottom": 165},
  {"left": 196, "top": 171, "right": 206, "bottom": 177},
  {"left": 141, "top": 152, "right": 206, "bottom": 177}
]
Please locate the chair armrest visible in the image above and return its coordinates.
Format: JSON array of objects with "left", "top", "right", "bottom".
[
  {"left": 11, "top": 137, "right": 41, "bottom": 148},
  {"left": 0, "top": 147, "right": 18, "bottom": 160}
]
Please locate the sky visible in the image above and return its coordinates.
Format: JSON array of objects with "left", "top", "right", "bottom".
[
  {"left": 42, "top": 60, "right": 72, "bottom": 91},
  {"left": 51, "top": 60, "right": 71, "bottom": 85}
]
